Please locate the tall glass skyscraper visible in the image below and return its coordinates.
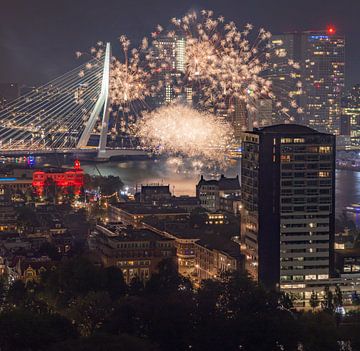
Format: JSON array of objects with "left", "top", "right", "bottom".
[
  {"left": 341, "top": 84, "right": 360, "bottom": 146},
  {"left": 272, "top": 29, "right": 345, "bottom": 134},
  {"left": 151, "top": 36, "right": 190, "bottom": 106}
]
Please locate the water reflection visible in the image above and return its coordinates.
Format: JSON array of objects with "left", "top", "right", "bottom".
[
  {"left": 335, "top": 170, "right": 360, "bottom": 226},
  {"left": 82, "top": 158, "right": 239, "bottom": 196}
]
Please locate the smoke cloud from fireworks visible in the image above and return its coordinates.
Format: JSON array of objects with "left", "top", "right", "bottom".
[{"left": 135, "top": 104, "right": 234, "bottom": 166}]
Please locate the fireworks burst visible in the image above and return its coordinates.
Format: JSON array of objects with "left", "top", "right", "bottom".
[
  {"left": 77, "top": 36, "right": 160, "bottom": 138},
  {"left": 108, "top": 35, "right": 154, "bottom": 136},
  {"left": 77, "top": 9, "right": 303, "bottom": 160},
  {"left": 151, "top": 10, "right": 302, "bottom": 125},
  {"left": 110, "top": 36, "right": 155, "bottom": 108},
  {"left": 135, "top": 103, "right": 234, "bottom": 166},
  {"left": 166, "top": 157, "right": 206, "bottom": 174}
]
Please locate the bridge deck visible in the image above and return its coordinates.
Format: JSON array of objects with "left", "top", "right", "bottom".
[{"left": 0, "top": 148, "right": 150, "bottom": 159}]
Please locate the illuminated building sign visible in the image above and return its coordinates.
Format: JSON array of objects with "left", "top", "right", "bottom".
[
  {"left": 309, "top": 35, "right": 329, "bottom": 40},
  {"left": 0, "top": 178, "right": 17, "bottom": 182},
  {"left": 27, "top": 155, "right": 36, "bottom": 167}
]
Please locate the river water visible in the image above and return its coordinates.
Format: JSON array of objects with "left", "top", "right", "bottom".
[
  {"left": 81, "top": 158, "right": 360, "bottom": 222},
  {"left": 82, "top": 158, "right": 240, "bottom": 196}
]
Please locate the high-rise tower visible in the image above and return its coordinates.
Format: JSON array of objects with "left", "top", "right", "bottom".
[
  {"left": 151, "top": 36, "right": 190, "bottom": 106},
  {"left": 272, "top": 28, "right": 345, "bottom": 134},
  {"left": 241, "top": 124, "right": 335, "bottom": 300}
]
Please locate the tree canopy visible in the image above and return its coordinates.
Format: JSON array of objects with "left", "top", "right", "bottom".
[{"left": 0, "top": 257, "right": 359, "bottom": 350}]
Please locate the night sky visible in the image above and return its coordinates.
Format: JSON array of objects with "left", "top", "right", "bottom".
[{"left": 0, "top": 0, "right": 358, "bottom": 88}]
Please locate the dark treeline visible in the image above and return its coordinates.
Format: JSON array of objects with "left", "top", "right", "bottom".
[
  {"left": 83, "top": 174, "right": 124, "bottom": 196},
  {"left": 0, "top": 257, "right": 360, "bottom": 351}
]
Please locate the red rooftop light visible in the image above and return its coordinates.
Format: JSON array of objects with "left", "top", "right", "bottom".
[
  {"left": 74, "top": 159, "right": 81, "bottom": 170},
  {"left": 327, "top": 26, "right": 336, "bottom": 35}
]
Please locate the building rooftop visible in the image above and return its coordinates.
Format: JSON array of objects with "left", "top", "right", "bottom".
[
  {"left": 113, "top": 203, "right": 189, "bottom": 215},
  {"left": 335, "top": 248, "right": 360, "bottom": 257},
  {"left": 148, "top": 221, "right": 203, "bottom": 240},
  {"left": 221, "top": 194, "right": 242, "bottom": 201},
  {"left": 96, "top": 223, "right": 172, "bottom": 242},
  {"left": 20, "top": 259, "right": 57, "bottom": 272},
  {"left": 33, "top": 165, "right": 83, "bottom": 174},
  {"left": 144, "top": 220, "right": 242, "bottom": 258},
  {"left": 197, "top": 177, "right": 219, "bottom": 186},
  {"left": 197, "top": 235, "right": 242, "bottom": 259},
  {"left": 197, "top": 174, "right": 240, "bottom": 190},
  {"left": 171, "top": 196, "right": 200, "bottom": 206},
  {"left": 218, "top": 175, "right": 240, "bottom": 191},
  {"left": 249, "top": 124, "right": 331, "bottom": 136},
  {"left": 141, "top": 185, "right": 170, "bottom": 191}
]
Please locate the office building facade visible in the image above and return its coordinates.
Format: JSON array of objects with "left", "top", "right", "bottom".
[
  {"left": 272, "top": 29, "right": 345, "bottom": 134},
  {"left": 90, "top": 223, "right": 176, "bottom": 284},
  {"left": 196, "top": 174, "right": 241, "bottom": 212},
  {"left": 241, "top": 124, "right": 335, "bottom": 295},
  {"left": 341, "top": 84, "right": 360, "bottom": 146},
  {"left": 151, "top": 35, "right": 191, "bottom": 106}
]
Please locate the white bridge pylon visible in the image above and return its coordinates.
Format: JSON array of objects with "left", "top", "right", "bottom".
[{"left": 77, "top": 42, "right": 111, "bottom": 155}]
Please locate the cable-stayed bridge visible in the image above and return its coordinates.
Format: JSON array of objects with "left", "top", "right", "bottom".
[{"left": 0, "top": 43, "right": 147, "bottom": 160}]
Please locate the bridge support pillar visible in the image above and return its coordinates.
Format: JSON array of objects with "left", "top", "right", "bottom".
[{"left": 76, "top": 42, "right": 111, "bottom": 158}]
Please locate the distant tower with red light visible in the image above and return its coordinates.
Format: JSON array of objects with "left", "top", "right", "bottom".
[
  {"left": 327, "top": 26, "right": 336, "bottom": 35},
  {"left": 271, "top": 27, "right": 345, "bottom": 134}
]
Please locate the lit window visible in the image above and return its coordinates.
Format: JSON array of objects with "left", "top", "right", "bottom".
[
  {"left": 280, "top": 284, "right": 305, "bottom": 289},
  {"left": 281, "top": 155, "right": 292, "bottom": 163},
  {"left": 319, "top": 146, "right": 331, "bottom": 153},
  {"left": 280, "top": 275, "right": 292, "bottom": 281},
  {"left": 305, "top": 291, "right": 313, "bottom": 299}
]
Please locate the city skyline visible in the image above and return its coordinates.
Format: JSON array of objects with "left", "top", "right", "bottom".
[
  {"left": 1, "top": 1, "right": 360, "bottom": 349},
  {"left": 0, "top": 0, "right": 359, "bottom": 88}
]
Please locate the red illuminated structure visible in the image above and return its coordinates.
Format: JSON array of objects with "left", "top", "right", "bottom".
[{"left": 32, "top": 160, "right": 84, "bottom": 195}]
